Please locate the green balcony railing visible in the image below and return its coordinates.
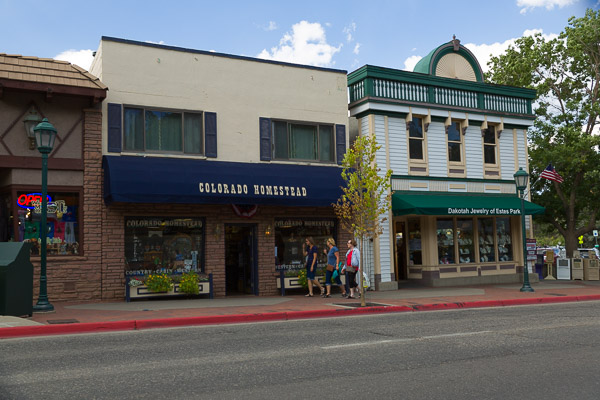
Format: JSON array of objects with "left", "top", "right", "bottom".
[{"left": 348, "top": 66, "right": 535, "bottom": 117}]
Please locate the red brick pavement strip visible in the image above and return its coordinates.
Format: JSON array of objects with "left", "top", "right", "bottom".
[{"left": 3, "top": 294, "right": 600, "bottom": 339}]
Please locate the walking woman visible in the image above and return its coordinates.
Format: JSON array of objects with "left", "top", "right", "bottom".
[
  {"left": 345, "top": 239, "right": 360, "bottom": 299},
  {"left": 324, "top": 238, "right": 347, "bottom": 298},
  {"left": 303, "top": 237, "right": 324, "bottom": 297}
]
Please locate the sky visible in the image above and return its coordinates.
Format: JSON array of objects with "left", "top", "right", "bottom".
[{"left": 0, "top": 0, "right": 597, "bottom": 74}]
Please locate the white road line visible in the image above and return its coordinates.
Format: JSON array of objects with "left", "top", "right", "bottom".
[{"left": 321, "top": 330, "right": 492, "bottom": 349}]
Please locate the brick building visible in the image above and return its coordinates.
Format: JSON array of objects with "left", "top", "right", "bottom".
[{"left": 0, "top": 54, "right": 107, "bottom": 301}]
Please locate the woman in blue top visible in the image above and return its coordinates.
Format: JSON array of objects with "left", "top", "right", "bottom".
[
  {"left": 324, "top": 238, "right": 347, "bottom": 298},
  {"left": 303, "top": 237, "right": 324, "bottom": 297}
]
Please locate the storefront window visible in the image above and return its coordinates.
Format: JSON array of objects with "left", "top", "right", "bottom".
[
  {"left": 436, "top": 218, "right": 455, "bottom": 264},
  {"left": 457, "top": 218, "right": 474, "bottom": 263},
  {"left": 16, "top": 191, "right": 79, "bottom": 256},
  {"left": 124, "top": 217, "right": 204, "bottom": 275},
  {"left": 408, "top": 218, "right": 422, "bottom": 265},
  {"left": 274, "top": 218, "right": 336, "bottom": 271},
  {"left": 496, "top": 217, "right": 513, "bottom": 261},
  {"left": 478, "top": 218, "right": 495, "bottom": 262}
]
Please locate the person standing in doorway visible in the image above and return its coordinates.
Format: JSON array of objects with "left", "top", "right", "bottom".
[
  {"left": 324, "top": 238, "right": 346, "bottom": 298},
  {"left": 345, "top": 239, "right": 360, "bottom": 299},
  {"left": 304, "top": 237, "right": 324, "bottom": 297}
]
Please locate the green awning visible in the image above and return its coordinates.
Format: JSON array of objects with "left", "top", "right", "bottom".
[{"left": 392, "top": 192, "right": 545, "bottom": 216}]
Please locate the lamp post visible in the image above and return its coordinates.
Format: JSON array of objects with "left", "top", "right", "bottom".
[
  {"left": 32, "top": 118, "right": 57, "bottom": 312},
  {"left": 514, "top": 167, "right": 534, "bottom": 293}
]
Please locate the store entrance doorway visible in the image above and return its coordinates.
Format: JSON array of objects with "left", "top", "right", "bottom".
[
  {"left": 225, "top": 224, "right": 258, "bottom": 295},
  {"left": 394, "top": 220, "right": 407, "bottom": 280}
]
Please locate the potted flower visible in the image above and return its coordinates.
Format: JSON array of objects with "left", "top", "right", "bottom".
[{"left": 145, "top": 273, "right": 173, "bottom": 293}]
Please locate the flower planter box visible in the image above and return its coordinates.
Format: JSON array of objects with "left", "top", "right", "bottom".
[
  {"left": 277, "top": 271, "right": 346, "bottom": 296},
  {"left": 126, "top": 274, "right": 213, "bottom": 302}
]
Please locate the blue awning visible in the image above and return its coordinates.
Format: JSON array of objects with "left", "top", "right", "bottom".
[{"left": 102, "top": 155, "right": 345, "bottom": 207}]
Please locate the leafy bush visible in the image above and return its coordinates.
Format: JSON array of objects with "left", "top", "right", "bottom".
[
  {"left": 179, "top": 272, "right": 200, "bottom": 295},
  {"left": 145, "top": 273, "right": 173, "bottom": 293}
]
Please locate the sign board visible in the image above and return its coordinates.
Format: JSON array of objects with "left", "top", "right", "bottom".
[{"left": 526, "top": 239, "right": 537, "bottom": 261}]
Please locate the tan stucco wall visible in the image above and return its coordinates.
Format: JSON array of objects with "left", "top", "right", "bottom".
[{"left": 90, "top": 39, "right": 349, "bottom": 163}]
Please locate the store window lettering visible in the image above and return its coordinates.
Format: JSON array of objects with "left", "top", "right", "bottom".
[
  {"left": 17, "top": 193, "right": 52, "bottom": 209},
  {"left": 17, "top": 191, "right": 79, "bottom": 256},
  {"left": 198, "top": 182, "right": 307, "bottom": 197}
]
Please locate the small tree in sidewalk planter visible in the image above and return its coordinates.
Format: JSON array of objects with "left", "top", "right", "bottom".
[{"left": 334, "top": 134, "right": 392, "bottom": 307}]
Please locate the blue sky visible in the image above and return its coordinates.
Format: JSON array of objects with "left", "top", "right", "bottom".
[{"left": 0, "top": 0, "right": 597, "bottom": 73}]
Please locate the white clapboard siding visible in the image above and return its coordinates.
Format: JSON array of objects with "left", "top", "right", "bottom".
[
  {"left": 388, "top": 117, "right": 408, "bottom": 175},
  {"left": 500, "top": 129, "right": 516, "bottom": 180},
  {"left": 374, "top": 115, "right": 392, "bottom": 283},
  {"left": 465, "top": 126, "right": 484, "bottom": 179},
  {"left": 516, "top": 129, "right": 527, "bottom": 170},
  {"left": 427, "top": 122, "right": 448, "bottom": 177}
]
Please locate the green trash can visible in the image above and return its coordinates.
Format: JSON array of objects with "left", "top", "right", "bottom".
[{"left": 0, "top": 242, "right": 33, "bottom": 317}]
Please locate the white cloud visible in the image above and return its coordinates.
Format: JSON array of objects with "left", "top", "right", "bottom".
[
  {"left": 353, "top": 43, "right": 361, "bottom": 55},
  {"left": 403, "top": 55, "right": 422, "bottom": 71},
  {"left": 257, "top": 20, "right": 342, "bottom": 67},
  {"left": 343, "top": 22, "right": 357, "bottom": 42},
  {"left": 517, "top": 0, "right": 578, "bottom": 14},
  {"left": 54, "top": 49, "right": 94, "bottom": 71}
]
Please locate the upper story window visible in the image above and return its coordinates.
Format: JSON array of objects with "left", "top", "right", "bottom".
[
  {"left": 447, "top": 122, "right": 463, "bottom": 163},
  {"left": 123, "top": 107, "right": 204, "bottom": 154},
  {"left": 272, "top": 120, "right": 334, "bottom": 162},
  {"left": 483, "top": 126, "right": 497, "bottom": 165},
  {"left": 408, "top": 117, "right": 425, "bottom": 160}
]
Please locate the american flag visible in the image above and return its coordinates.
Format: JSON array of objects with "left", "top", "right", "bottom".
[{"left": 540, "top": 163, "right": 564, "bottom": 183}]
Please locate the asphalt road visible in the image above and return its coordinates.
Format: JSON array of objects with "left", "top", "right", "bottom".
[{"left": 1, "top": 301, "right": 600, "bottom": 400}]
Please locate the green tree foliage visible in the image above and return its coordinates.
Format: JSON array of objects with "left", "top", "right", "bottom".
[
  {"left": 334, "top": 134, "right": 392, "bottom": 306},
  {"left": 486, "top": 9, "right": 600, "bottom": 257}
]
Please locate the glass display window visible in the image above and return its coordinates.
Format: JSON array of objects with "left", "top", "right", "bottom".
[
  {"left": 436, "top": 218, "right": 455, "bottom": 264},
  {"left": 496, "top": 217, "right": 513, "bottom": 261},
  {"left": 16, "top": 191, "right": 80, "bottom": 256},
  {"left": 457, "top": 218, "right": 474, "bottom": 264},
  {"left": 124, "top": 217, "right": 205, "bottom": 275},
  {"left": 274, "top": 218, "right": 336, "bottom": 272},
  {"left": 478, "top": 218, "right": 496, "bottom": 262},
  {"left": 407, "top": 218, "right": 422, "bottom": 265}
]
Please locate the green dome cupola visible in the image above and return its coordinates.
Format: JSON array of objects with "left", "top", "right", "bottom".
[{"left": 413, "top": 36, "right": 484, "bottom": 82}]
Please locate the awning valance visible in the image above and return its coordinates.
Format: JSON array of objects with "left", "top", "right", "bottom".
[
  {"left": 103, "top": 155, "right": 345, "bottom": 207},
  {"left": 392, "top": 192, "right": 545, "bottom": 216}
]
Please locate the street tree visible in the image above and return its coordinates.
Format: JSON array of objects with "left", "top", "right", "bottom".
[
  {"left": 334, "top": 134, "right": 392, "bottom": 306},
  {"left": 486, "top": 9, "right": 600, "bottom": 257}
]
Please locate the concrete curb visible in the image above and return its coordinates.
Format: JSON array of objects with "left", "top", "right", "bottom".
[{"left": 2, "top": 294, "right": 600, "bottom": 339}]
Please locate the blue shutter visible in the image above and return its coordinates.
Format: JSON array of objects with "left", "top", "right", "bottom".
[
  {"left": 205, "top": 112, "right": 217, "bottom": 158},
  {"left": 259, "top": 117, "right": 271, "bottom": 161},
  {"left": 335, "top": 124, "right": 346, "bottom": 165},
  {"left": 107, "top": 103, "right": 122, "bottom": 153}
]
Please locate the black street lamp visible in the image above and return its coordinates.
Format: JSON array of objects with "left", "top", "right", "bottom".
[
  {"left": 32, "top": 118, "right": 57, "bottom": 312},
  {"left": 514, "top": 167, "right": 534, "bottom": 293}
]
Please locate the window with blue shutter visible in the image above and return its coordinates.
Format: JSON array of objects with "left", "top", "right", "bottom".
[
  {"left": 107, "top": 103, "right": 122, "bottom": 153},
  {"left": 259, "top": 117, "right": 272, "bottom": 161},
  {"left": 335, "top": 124, "right": 346, "bottom": 165},
  {"left": 204, "top": 112, "right": 217, "bottom": 158}
]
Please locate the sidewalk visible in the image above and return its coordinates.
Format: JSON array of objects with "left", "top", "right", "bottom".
[{"left": 2, "top": 280, "right": 600, "bottom": 338}]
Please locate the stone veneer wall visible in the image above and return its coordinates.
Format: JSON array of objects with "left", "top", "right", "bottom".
[
  {"left": 100, "top": 203, "right": 351, "bottom": 300},
  {"left": 31, "top": 108, "right": 104, "bottom": 302}
]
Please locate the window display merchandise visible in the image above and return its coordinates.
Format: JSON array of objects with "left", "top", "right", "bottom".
[{"left": 124, "top": 217, "right": 204, "bottom": 276}]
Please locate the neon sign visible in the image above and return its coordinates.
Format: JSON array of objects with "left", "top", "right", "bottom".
[{"left": 17, "top": 193, "right": 52, "bottom": 210}]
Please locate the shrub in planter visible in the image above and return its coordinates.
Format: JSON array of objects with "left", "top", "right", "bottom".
[
  {"left": 179, "top": 272, "right": 200, "bottom": 295},
  {"left": 145, "top": 273, "right": 173, "bottom": 293}
]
